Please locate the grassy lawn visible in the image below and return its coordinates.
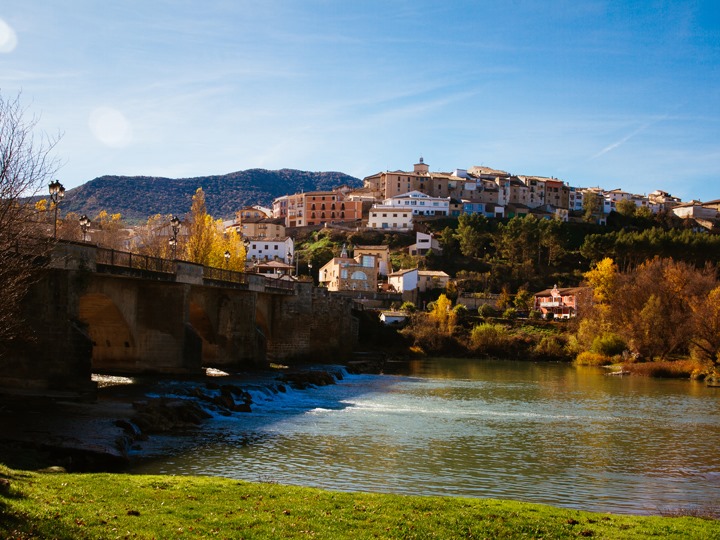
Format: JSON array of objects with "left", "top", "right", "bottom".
[{"left": 1, "top": 465, "right": 718, "bottom": 539}]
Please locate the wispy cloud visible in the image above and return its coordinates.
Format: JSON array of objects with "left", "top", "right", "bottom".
[{"left": 591, "top": 115, "right": 669, "bottom": 159}]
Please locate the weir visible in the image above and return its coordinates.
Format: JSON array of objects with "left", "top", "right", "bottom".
[{"left": 1, "top": 242, "right": 359, "bottom": 400}]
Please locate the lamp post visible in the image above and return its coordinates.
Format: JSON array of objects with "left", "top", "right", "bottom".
[
  {"left": 79, "top": 214, "right": 90, "bottom": 242},
  {"left": 224, "top": 250, "right": 230, "bottom": 268},
  {"left": 48, "top": 180, "right": 65, "bottom": 239},
  {"left": 169, "top": 216, "right": 181, "bottom": 259}
]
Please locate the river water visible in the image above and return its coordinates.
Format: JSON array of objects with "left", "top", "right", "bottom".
[{"left": 130, "top": 359, "right": 720, "bottom": 516}]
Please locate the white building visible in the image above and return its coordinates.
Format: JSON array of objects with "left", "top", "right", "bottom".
[
  {"left": 388, "top": 268, "right": 419, "bottom": 294},
  {"left": 383, "top": 191, "right": 450, "bottom": 216},
  {"left": 245, "top": 237, "right": 294, "bottom": 266},
  {"left": 368, "top": 206, "right": 414, "bottom": 231}
]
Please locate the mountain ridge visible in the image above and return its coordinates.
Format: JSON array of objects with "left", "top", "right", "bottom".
[{"left": 60, "top": 168, "right": 362, "bottom": 222}]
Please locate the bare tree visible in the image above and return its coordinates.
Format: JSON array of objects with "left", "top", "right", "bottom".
[{"left": 0, "top": 92, "right": 61, "bottom": 346}]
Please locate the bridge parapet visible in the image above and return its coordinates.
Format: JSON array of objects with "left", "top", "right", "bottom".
[{"left": 49, "top": 242, "right": 295, "bottom": 294}]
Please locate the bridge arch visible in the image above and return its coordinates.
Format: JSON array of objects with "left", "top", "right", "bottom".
[{"left": 78, "top": 292, "right": 135, "bottom": 371}]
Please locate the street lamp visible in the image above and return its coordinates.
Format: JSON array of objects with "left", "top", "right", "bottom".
[
  {"left": 169, "top": 216, "right": 181, "bottom": 259},
  {"left": 79, "top": 214, "right": 90, "bottom": 242},
  {"left": 48, "top": 180, "right": 65, "bottom": 239},
  {"left": 224, "top": 250, "right": 230, "bottom": 268}
]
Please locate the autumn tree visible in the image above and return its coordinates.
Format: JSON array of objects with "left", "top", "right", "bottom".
[
  {"left": 583, "top": 257, "right": 618, "bottom": 305},
  {"left": 609, "top": 258, "right": 715, "bottom": 359},
  {"left": 688, "top": 286, "right": 720, "bottom": 365},
  {"left": 207, "top": 221, "right": 245, "bottom": 271},
  {"left": 429, "top": 293, "right": 454, "bottom": 333},
  {"left": 0, "top": 92, "right": 61, "bottom": 346},
  {"left": 576, "top": 257, "right": 620, "bottom": 353},
  {"left": 184, "top": 188, "right": 215, "bottom": 265},
  {"left": 184, "top": 188, "right": 245, "bottom": 270},
  {"left": 92, "top": 210, "right": 127, "bottom": 250},
  {"left": 134, "top": 214, "right": 175, "bottom": 259},
  {"left": 580, "top": 257, "right": 717, "bottom": 360}
]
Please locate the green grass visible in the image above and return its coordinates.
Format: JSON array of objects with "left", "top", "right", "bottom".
[{"left": 1, "top": 465, "right": 718, "bottom": 539}]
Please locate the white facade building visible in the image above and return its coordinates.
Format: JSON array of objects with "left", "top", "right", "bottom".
[
  {"left": 245, "top": 237, "right": 294, "bottom": 266},
  {"left": 388, "top": 268, "right": 419, "bottom": 293},
  {"left": 368, "top": 206, "right": 414, "bottom": 231},
  {"left": 383, "top": 191, "right": 450, "bottom": 216}
]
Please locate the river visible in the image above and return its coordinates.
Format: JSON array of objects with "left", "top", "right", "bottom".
[{"left": 129, "top": 358, "right": 720, "bottom": 516}]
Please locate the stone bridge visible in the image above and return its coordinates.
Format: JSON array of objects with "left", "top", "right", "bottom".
[{"left": 2, "top": 242, "right": 359, "bottom": 399}]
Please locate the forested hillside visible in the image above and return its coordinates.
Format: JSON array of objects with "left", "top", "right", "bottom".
[{"left": 59, "top": 169, "right": 361, "bottom": 222}]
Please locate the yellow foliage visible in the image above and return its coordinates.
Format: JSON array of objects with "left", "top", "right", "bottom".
[
  {"left": 430, "top": 294, "right": 454, "bottom": 332},
  {"left": 583, "top": 257, "right": 617, "bottom": 304}
]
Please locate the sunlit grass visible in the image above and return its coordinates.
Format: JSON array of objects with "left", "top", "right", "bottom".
[{"left": 1, "top": 465, "right": 718, "bottom": 539}]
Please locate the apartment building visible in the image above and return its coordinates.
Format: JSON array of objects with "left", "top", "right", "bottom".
[
  {"left": 272, "top": 190, "right": 363, "bottom": 227},
  {"left": 227, "top": 217, "right": 285, "bottom": 239},
  {"left": 368, "top": 206, "right": 414, "bottom": 231}
]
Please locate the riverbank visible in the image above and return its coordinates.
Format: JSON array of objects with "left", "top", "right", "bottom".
[{"left": 1, "top": 464, "right": 718, "bottom": 539}]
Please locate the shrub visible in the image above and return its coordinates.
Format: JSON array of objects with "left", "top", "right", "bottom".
[
  {"left": 590, "top": 333, "right": 627, "bottom": 356},
  {"left": 503, "top": 308, "right": 517, "bottom": 319},
  {"left": 400, "top": 301, "right": 417, "bottom": 313},
  {"left": 452, "top": 304, "right": 469, "bottom": 325},
  {"left": 478, "top": 304, "right": 496, "bottom": 318},
  {"left": 574, "top": 351, "right": 612, "bottom": 366},
  {"left": 533, "top": 335, "right": 569, "bottom": 360},
  {"left": 470, "top": 323, "right": 511, "bottom": 355}
]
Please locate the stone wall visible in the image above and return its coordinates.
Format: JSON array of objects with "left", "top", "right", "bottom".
[{"left": 266, "top": 283, "right": 359, "bottom": 363}]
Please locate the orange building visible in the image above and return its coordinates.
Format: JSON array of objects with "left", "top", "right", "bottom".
[{"left": 273, "top": 190, "right": 362, "bottom": 227}]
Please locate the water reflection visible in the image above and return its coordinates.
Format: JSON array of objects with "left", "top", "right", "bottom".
[{"left": 130, "top": 359, "right": 720, "bottom": 515}]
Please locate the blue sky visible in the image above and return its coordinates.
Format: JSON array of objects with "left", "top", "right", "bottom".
[{"left": 2, "top": 1, "right": 719, "bottom": 201}]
